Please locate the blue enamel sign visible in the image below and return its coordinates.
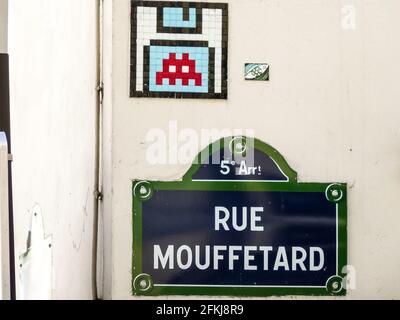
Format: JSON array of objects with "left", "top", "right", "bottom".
[{"left": 132, "top": 137, "right": 347, "bottom": 297}]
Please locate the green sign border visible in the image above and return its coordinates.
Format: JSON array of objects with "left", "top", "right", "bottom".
[{"left": 132, "top": 137, "right": 347, "bottom": 297}]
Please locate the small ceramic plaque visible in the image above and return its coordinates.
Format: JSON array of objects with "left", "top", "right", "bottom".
[{"left": 245, "top": 63, "right": 270, "bottom": 81}]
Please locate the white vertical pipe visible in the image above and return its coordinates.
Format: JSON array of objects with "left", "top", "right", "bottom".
[
  {"left": 0, "top": 0, "right": 9, "bottom": 300},
  {"left": 0, "top": 0, "right": 13, "bottom": 300}
]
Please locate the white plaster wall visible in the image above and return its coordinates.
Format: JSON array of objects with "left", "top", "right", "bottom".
[
  {"left": 8, "top": 0, "right": 97, "bottom": 299},
  {"left": 105, "top": 0, "right": 400, "bottom": 299}
]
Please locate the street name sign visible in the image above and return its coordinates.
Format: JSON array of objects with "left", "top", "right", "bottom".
[{"left": 132, "top": 137, "right": 347, "bottom": 297}]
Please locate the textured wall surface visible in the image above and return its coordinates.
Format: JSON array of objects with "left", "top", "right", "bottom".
[
  {"left": 9, "top": 0, "right": 97, "bottom": 300},
  {"left": 105, "top": 0, "right": 400, "bottom": 299}
]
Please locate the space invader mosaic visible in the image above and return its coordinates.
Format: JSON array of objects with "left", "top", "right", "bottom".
[{"left": 131, "top": 1, "right": 228, "bottom": 99}]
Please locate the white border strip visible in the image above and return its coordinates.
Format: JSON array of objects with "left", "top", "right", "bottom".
[
  {"left": 192, "top": 179, "right": 289, "bottom": 183},
  {"left": 155, "top": 284, "right": 325, "bottom": 289},
  {"left": 0, "top": 132, "right": 10, "bottom": 300}
]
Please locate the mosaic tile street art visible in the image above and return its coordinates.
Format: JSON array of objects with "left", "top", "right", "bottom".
[{"left": 131, "top": 1, "right": 228, "bottom": 99}]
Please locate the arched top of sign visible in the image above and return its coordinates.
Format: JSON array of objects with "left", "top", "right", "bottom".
[{"left": 183, "top": 137, "right": 298, "bottom": 183}]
